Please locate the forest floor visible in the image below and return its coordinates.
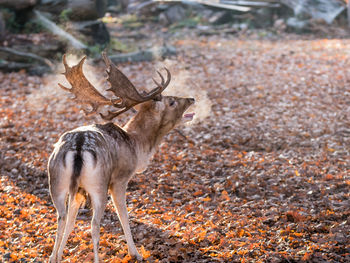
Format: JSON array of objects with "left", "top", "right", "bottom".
[{"left": 1, "top": 24, "right": 350, "bottom": 262}]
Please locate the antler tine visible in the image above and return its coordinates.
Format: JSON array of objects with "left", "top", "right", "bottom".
[
  {"left": 58, "top": 54, "right": 112, "bottom": 115},
  {"left": 156, "top": 70, "right": 165, "bottom": 85},
  {"left": 62, "top": 54, "right": 69, "bottom": 72},
  {"left": 58, "top": 54, "right": 74, "bottom": 92},
  {"left": 152, "top": 67, "right": 171, "bottom": 94},
  {"left": 77, "top": 55, "right": 86, "bottom": 70}
]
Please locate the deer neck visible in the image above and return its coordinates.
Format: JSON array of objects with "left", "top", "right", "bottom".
[{"left": 123, "top": 113, "right": 167, "bottom": 172}]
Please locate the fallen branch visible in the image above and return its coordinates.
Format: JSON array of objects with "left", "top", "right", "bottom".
[
  {"left": 220, "top": 0, "right": 280, "bottom": 8},
  {"left": 133, "top": 0, "right": 251, "bottom": 12},
  {"left": 0, "top": 60, "right": 49, "bottom": 75},
  {"left": 198, "top": 27, "right": 239, "bottom": 35},
  {"left": 34, "top": 10, "right": 88, "bottom": 50},
  {"left": 0, "top": 47, "right": 54, "bottom": 69}
]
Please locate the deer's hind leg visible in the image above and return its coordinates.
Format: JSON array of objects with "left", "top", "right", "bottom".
[
  {"left": 80, "top": 158, "right": 109, "bottom": 263},
  {"left": 49, "top": 154, "right": 72, "bottom": 263},
  {"left": 56, "top": 191, "right": 84, "bottom": 262},
  {"left": 88, "top": 190, "right": 108, "bottom": 263},
  {"left": 49, "top": 189, "right": 68, "bottom": 263}
]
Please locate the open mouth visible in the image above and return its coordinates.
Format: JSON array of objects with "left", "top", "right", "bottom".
[
  {"left": 182, "top": 98, "right": 195, "bottom": 122},
  {"left": 183, "top": 112, "right": 195, "bottom": 122}
]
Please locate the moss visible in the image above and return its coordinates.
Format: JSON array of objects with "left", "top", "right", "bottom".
[{"left": 59, "top": 8, "right": 73, "bottom": 23}]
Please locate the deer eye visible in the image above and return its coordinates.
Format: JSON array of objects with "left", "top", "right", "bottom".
[{"left": 169, "top": 100, "right": 176, "bottom": 107}]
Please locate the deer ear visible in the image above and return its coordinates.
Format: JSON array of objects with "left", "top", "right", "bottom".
[
  {"left": 133, "top": 104, "right": 143, "bottom": 111},
  {"left": 135, "top": 100, "right": 155, "bottom": 111}
]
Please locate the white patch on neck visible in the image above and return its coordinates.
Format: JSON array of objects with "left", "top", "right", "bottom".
[{"left": 155, "top": 101, "right": 165, "bottom": 112}]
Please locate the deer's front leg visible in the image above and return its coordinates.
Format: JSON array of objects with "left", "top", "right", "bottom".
[{"left": 110, "top": 182, "right": 142, "bottom": 260}]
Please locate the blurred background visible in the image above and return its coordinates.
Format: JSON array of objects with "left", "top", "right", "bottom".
[
  {"left": 1, "top": 1, "right": 350, "bottom": 262},
  {"left": 1, "top": 0, "right": 350, "bottom": 75}
]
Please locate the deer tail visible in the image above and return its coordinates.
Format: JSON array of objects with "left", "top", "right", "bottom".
[{"left": 69, "top": 133, "right": 85, "bottom": 195}]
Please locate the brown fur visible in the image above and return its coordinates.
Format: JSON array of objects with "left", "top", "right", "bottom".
[{"left": 48, "top": 96, "right": 194, "bottom": 263}]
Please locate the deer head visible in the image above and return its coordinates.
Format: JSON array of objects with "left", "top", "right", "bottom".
[{"left": 58, "top": 52, "right": 172, "bottom": 120}]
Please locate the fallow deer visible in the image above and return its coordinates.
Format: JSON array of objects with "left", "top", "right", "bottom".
[{"left": 48, "top": 53, "right": 195, "bottom": 262}]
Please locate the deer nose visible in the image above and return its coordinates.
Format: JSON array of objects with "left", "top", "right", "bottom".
[{"left": 189, "top": 98, "right": 195, "bottom": 104}]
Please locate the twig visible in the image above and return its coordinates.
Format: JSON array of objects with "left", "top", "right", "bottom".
[{"left": 174, "top": 128, "right": 196, "bottom": 145}]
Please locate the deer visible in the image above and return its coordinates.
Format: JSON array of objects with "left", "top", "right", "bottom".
[{"left": 47, "top": 53, "right": 195, "bottom": 262}]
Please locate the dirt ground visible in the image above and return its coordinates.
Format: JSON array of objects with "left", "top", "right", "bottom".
[{"left": 1, "top": 27, "right": 350, "bottom": 262}]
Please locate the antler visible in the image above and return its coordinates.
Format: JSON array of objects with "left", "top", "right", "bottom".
[
  {"left": 59, "top": 53, "right": 171, "bottom": 120},
  {"left": 58, "top": 54, "right": 112, "bottom": 114},
  {"left": 100, "top": 52, "right": 171, "bottom": 120}
]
